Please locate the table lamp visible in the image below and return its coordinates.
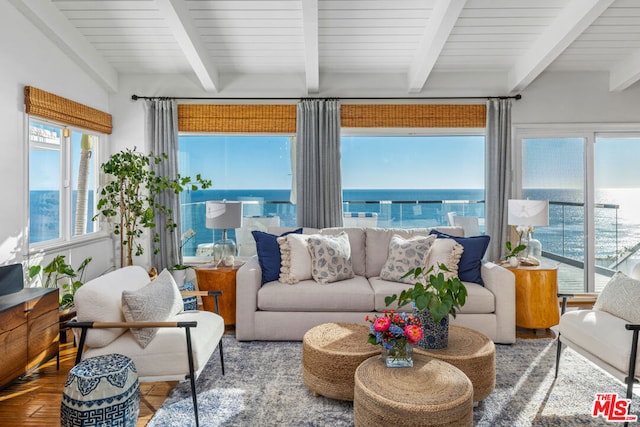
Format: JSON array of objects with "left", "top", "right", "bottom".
[
  {"left": 206, "top": 201, "right": 242, "bottom": 265},
  {"left": 507, "top": 199, "right": 549, "bottom": 261}
]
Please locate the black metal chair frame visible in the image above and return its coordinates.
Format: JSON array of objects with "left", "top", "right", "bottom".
[{"left": 67, "top": 290, "right": 225, "bottom": 427}]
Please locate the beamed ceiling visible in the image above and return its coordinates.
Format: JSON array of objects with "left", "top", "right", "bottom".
[{"left": 9, "top": 0, "right": 640, "bottom": 96}]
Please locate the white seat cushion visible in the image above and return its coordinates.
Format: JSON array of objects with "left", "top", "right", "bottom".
[
  {"left": 82, "top": 310, "right": 224, "bottom": 380},
  {"left": 560, "top": 309, "right": 640, "bottom": 377},
  {"left": 257, "top": 276, "right": 374, "bottom": 312}
]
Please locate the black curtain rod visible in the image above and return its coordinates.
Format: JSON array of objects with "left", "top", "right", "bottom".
[{"left": 131, "top": 94, "right": 522, "bottom": 101}]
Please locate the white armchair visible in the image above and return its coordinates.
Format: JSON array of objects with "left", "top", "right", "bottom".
[
  {"left": 69, "top": 266, "right": 225, "bottom": 427},
  {"left": 555, "top": 266, "right": 640, "bottom": 408}
]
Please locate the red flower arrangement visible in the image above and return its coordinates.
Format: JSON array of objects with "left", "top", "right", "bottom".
[{"left": 366, "top": 310, "right": 423, "bottom": 351}]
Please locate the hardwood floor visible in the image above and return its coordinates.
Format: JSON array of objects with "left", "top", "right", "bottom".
[{"left": 0, "top": 341, "right": 176, "bottom": 426}]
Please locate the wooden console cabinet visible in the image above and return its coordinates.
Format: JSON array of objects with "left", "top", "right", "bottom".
[{"left": 0, "top": 288, "right": 59, "bottom": 388}]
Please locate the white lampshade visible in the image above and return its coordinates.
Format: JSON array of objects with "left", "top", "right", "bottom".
[
  {"left": 508, "top": 199, "right": 549, "bottom": 227},
  {"left": 205, "top": 201, "right": 242, "bottom": 230}
]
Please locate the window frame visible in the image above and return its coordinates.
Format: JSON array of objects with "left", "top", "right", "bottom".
[{"left": 27, "top": 117, "right": 106, "bottom": 251}]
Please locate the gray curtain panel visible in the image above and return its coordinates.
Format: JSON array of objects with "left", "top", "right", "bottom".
[
  {"left": 485, "top": 98, "right": 513, "bottom": 262},
  {"left": 295, "top": 99, "right": 343, "bottom": 229},
  {"left": 144, "top": 99, "right": 181, "bottom": 271}
]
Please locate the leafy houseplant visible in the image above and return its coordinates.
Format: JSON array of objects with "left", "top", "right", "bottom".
[
  {"left": 385, "top": 264, "right": 468, "bottom": 323},
  {"left": 94, "top": 148, "right": 211, "bottom": 267},
  {"left": 29, "top": 256, "right": 92, "bottom": 310},
  {"left": 385, "top": 264, "right": 467, "bottom": 349}
]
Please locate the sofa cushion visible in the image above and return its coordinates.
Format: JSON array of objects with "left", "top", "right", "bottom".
[
  {"left": 257, "top": 276, "right": 374, "bottom": 312},
  {"left": 560, "top": 309, "right": 640, "bottom": 379},
  {"left": 308, "top": 232, "right": 355, "bottom": 284},
  {"left": 75, "top": 265, "right": 150, "bottom": 348},
  {"left": 320, "top": 227, "right": 366, "bottom": 276},
  {"left": 121, "top": 269, "right": 184, "bottom": 348},
  {"left": 369, "top": 277, "right": 495, "bottom": 314},
  {"left": 253, "top": 228, "right": 302, "bottom": 284},
  {"left": 278, "top": 233, "right": 314, "bottom": 284},
  {"left": 364, "top": 227, "right": 464, "bottom": 278},
  {"left": 593, "top": 271, "right": 640, "bottom": 323},
  {"left": 379, "top": 234, "right": 437, "bottom": 284},
  {"left": 429, "top": 230, "right": 490, "bottom": 285},
  {"left": 425, "top": 238, "right": 464, "bottom": 280}
]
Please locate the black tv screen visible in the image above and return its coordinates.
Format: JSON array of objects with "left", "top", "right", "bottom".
[{"left": 0, "top": 263, "right": 24, "bottom": 296}]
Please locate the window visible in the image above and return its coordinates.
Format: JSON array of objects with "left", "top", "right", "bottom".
[
  {"left": 341, "top": 134, "right": 486, "bottom": 229},
  {"left": 178, "top": 135, "right": 293, "bottom": 258},
  {"left": 517, "top": 127, "right": 640, "bottom": 293},
  {"left": 29, "top": 119, "right": 100, "bottom": 245},
  {"left": 178, "top": 132, "right": 487, "bottom": 258}
]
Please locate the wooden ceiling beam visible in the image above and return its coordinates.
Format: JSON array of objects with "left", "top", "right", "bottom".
[
  {"left": 507, "top": 0, "right": 614, "bottom": 94},
  {"left": 301, "top": 0, "right": 319, "bottom": 94},
  {"left": 156, "top": 0, "right": 219, "bottom": 93},
  {"left": 609, "top": 49, "right": 640, "bottom": 92},
  {"left": 407, "top": 0, "right": 467, "bottom": 94}
]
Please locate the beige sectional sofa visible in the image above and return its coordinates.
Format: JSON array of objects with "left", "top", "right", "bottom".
[{"left": 236, "top": 226, "right": 516, "bottom": 344}]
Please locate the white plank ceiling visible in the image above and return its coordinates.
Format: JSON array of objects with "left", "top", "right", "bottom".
[{"left": 9, "top": 0, "right": 640, "bottom": 95}]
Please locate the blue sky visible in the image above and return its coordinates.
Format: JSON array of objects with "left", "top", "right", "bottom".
[
  {"left": 30, "top": 132, "right": 640, "bottom": 192},
  {"left": 179, "top": 135, "right": 487, "bottom": 190}
]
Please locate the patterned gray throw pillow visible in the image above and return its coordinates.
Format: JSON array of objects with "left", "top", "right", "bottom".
[
  {"left": 379, "top": 234, "right": 437, "bottom": 284},
  {"left": 307, "top": 232, "right": 354, "bottom": 284},
  {"left": 121, "top": 268, "right": 184, "bottom": 348}
]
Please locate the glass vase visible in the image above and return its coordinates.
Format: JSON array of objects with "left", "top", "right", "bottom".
[{"left": 382, "top": 340, "right": 413, "bottom": 368}]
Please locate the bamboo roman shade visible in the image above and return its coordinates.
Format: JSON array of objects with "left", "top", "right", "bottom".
[
  {"left": 24, "top": 86, "right": 112, "bottom": 134},
  {"left": 178, "top": 104, "right": 297, "bottom": 133},
  {"left": 341, "top": 104, "right": 486, "bottom": 128}
]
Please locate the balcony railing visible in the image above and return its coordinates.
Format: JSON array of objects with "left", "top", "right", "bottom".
[{"left": 181, "top": 198, "right": 634, "bottom": 287}]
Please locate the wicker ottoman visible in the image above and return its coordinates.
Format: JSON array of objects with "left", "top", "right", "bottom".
[
  {"left": 354, "top": 353, "right": 473, "bottom": 427},
  {"left": 61, "top": 353, "right": 140, "bottom": 427},
  {"left": 302, "top": 322, "right": 380, "bottom": 401},
  {"left": 414, "top": 325, "right": 496, "bottom": 402}
]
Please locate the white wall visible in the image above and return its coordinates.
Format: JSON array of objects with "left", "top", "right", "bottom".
[
  {"left": 515, "top": 71, "right": 640, "bottom": 124},
  {"left": 0, "top": 1, "right": 113, "bottom": 280}
]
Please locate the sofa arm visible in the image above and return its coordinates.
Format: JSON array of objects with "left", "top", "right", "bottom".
[
  {"left": 236, "top": 256, "right": 262, "bottom": 340},
  {"left": 481, "top": 261, "right": 516, "bottom": 344}
]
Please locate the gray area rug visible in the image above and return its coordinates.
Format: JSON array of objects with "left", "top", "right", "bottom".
[{"left": 148, "top": 335, "right": 636, "bottom": 426}]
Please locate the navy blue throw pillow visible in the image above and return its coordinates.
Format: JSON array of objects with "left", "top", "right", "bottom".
[
  {"left": 252, "top": 228, "right": 303, "bottom": 285},
  {"left": 429, "top": 230, "right": 490, "bottom": 285}
]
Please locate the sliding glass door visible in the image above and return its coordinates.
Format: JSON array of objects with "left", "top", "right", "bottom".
[
  {"left": 594, "top": 135, "right": 640, "bottom": 289},
  {"left": 520, "top": 137, "right": 586, "bottom": 293}
]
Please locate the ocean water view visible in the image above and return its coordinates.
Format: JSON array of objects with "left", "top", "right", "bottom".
[
  {"left": 178, "top": 188, "right": 640, "bottom": 269},
  {"left": 28, "top": 188, "right": 640, "bottom": 271}
]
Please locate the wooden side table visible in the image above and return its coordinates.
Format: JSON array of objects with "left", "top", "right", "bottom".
[
  {"left": 507, "top": 263, "right": 560, "bottom": 330},
  {"left": 195, "top": 266, "right": 238, "bottom": 328}
]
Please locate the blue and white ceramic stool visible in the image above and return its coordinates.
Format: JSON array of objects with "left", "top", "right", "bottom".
[{"left": 61, "top": 353, "right": 140, "bottom": 427}]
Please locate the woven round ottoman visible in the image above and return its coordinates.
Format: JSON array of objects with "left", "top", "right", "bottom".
[
  {"left": 414, "top": 325, "right": 496, "bottom": 402},
  {"left": 354, "top": 353, "right": 473, "bottom": 427},
  {"left": 302, "top": 322, "right": 380, "bottom": 401},
  {"left": 61, "top": 353, "right": 140, "bottom": 427}
]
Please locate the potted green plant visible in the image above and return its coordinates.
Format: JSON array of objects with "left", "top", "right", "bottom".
[
  {"left": 504, "top": 240, "right": 526, "bottom": 267},
  {"left": 29, "top": 255, "right": 92, "bottom": 310},
  {"left": 385, "top": 264, "right": 467, "bottom": 349},
  {"left": 93, "top": 148, "right": 211, "bottom": 267}
]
